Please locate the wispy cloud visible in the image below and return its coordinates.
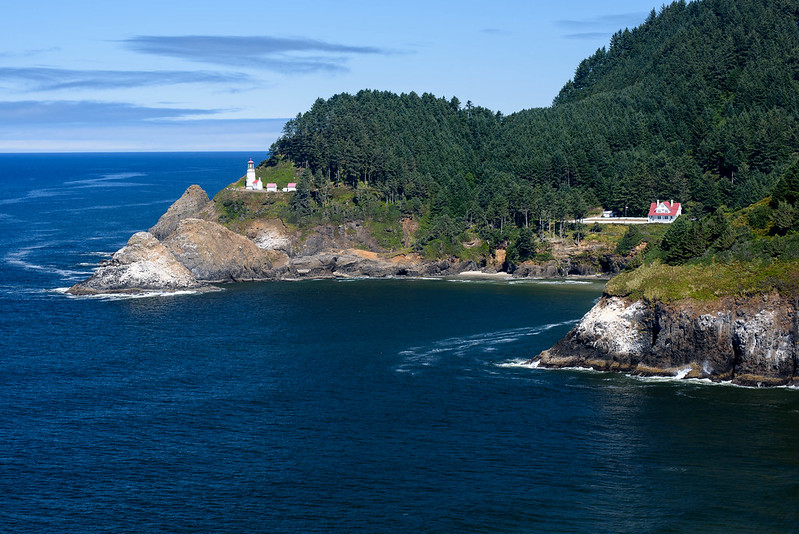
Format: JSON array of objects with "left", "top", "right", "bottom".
[
  {"left": 122, "top": 35, "right": 391, "bottom": 74},
  {"left": 0, "top": 47, "right": 61, "bottom": 59},
  {"left": 563, "top": 32, "right": 613, "bottom": 40},
  {"left": 481, "top": 28, "right": 510, "bottom": 36},
  {"left": 0, "top": 67, "right": 254, "bottom": 91},
  {"left": 0, "top": 100, "right": 222, "bottom": 125},
  {"left": 556, "top": 12, "right": 647, "bottom": 39}
]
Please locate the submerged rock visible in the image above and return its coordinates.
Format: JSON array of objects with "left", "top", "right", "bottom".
[
  {"left": 66, "top": 232, "right": 205, "bottom": 295},
  {"left": 533, "top": 294, "right": 799, "bottom": 386},
  {"left": 149, "top": 185, "right": 210, "bottom": 240}
]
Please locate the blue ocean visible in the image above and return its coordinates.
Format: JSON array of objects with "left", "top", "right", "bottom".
[{"left": 1, "top": 153, "right": 798, "bottom": 532}]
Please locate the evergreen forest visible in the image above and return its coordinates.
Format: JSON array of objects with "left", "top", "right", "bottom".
[{"left": 265, "top": 0, "right": 799, "bottom": 262}]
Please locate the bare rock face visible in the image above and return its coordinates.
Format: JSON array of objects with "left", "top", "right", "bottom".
[
  {"left": 534, "top": 294, "right": 799, "bottom": 386},
  {"left": 163, "top": 218, "right": 290, "bottom": 282},
  {"left": 298, "top": 223, "right": 382, "bottom": 256},
  {"left": 66, "top": 232, "right": 203, "bottom": 295},
  {"left": 149, "top": 185, "right": 210, "bottom": 240},
  {"left": 245, "top": 219, "right": 294, "bottom": 254}
]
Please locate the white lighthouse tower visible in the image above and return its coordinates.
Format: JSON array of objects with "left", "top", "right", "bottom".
[{"left": 245, "top": 158, "right": 262, "bottom": 190}]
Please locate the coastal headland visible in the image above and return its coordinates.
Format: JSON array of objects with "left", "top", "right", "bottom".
[
  {"left": 67, "top": 182, "right": 631, "bottom": 295},
  {"left": 67, "top": 181, "right": 799, "bottom": 387}
]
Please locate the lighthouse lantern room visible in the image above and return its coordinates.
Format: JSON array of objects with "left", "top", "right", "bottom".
[{"left": 245, "top": 158, "right": 262, "bottom": 190}]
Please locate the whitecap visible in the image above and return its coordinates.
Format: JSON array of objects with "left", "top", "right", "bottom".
[
  {"left": 62, "top": 172, "right": 146, "bottom": 186},
  {"left": 528, "top": 280, "right": 593, "bottom": 285},
  {"left": 0, "top": 189, "right": 64, "bottom": 205},
  {"left": 395, "top": 319, "right": 577, "bottom": 372},
  {"left": 674, "top": 367, "right": 693, "bottom": 380},
  {"left": 495, "top": 358, "right": 538, "bottom": 368},
  {"left": 5, "top": 246, "right": 96, "bottom": 280},
  {"left": 64, "top": 289, "right": 203, "bottom": 301}
]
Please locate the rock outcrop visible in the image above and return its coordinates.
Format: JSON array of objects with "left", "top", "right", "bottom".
[
  {"left": 245, "top": 219, "right": 293, "bottom": 254},
  {"left": 288, "top": 250, "right": 476, "bottom": 278},
  {"left": 510, "top": 254, "right": 626, "bottom": 278},
  {"left": 67, "top": 232, "right": 205, "bottom": 295},
  {"left": 163, "top": 218, "right": 290, "bottom": 282},
  {"left": 149, "top": 185, "right": 210, "bottom": 240},
  {"left": 533, "top": 294, "right": 799, "bottom": 386}
]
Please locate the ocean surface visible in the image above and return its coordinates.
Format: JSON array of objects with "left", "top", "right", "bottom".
[{"left": 1, "top": 153, "right": 799, "bottom": 533}]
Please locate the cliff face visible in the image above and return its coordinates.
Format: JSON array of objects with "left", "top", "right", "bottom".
[
  {"left": 149, "top": 184, "right": 210, "bottom": 240},
  {"left": 163, "top": 218, "right": 290, "bottom": 282},
  {"left": 534, "top": 294, "right": 799, "bottom": 386},
  {"left": 66, "top": 232, "right": 205, "bottom": 295}
]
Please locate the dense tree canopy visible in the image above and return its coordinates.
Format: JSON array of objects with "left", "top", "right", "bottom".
[{"left": 268, "top": 0, "right": 799, "bottom": 257}]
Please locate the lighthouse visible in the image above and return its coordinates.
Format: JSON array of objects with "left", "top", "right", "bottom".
[{"left": 245, "top": 158, "right": 262, "bottom": 190}]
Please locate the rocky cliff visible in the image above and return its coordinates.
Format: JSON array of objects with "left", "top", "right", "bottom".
[
  {"left": 533, "top": 293, "right": 799, "bottom": 387},
  {"left": 67, "top": 232, "right": 207, "bottom": 295},
  {"left": 67, "top": 185, "right": 487, "bottom": 294},
  {"left": 163, "top": 218, "right": 290, "bottom": 282},
  {"left": 149, "top": 184, "right": 210, "bottom": 240}
]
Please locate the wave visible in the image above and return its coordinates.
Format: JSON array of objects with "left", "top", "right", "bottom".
[
  {"left": 62, "top": 172, "right": 146, "bottom": 186},
  {"left": 5, "top": 246, "right": 93, "bottom": 280},
  {"left": 396, "top": 320, "right": 577, "bottom": 373},
  {"left": 495, "top": 358, "right": 539, "bottom": 368},
  {"left": 625, "top": 373, "right": 799, "bottom": 390},
  {"left": 62, "top": 198, "right": 171, "bottom": 213},
  {"left": 0, "top": 189, "right": 65, "bottom": 206},
  {"left": 508, "top": 279, "right": 595, "bottom": 285},
  {"left": 60, "top": 289, "right": 203, "bottom": 301},
  {"left": 515, "top": 363, "right": 799, "bottom": 391}
]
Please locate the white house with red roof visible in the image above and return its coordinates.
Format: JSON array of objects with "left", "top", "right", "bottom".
[
  {"left": 648, "top": 200, "right": 681, "bottom": 223},
  {"left": 282, "top": 183, "right": 297, "bottom": 192},
  {"left": 266, "top": 182, "right": 278, "bottom": 192},
  {"left": 245, "top": 158, "right": 262, "bottom": 190}
]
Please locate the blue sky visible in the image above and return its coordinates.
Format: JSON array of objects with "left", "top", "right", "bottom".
[{"left": 1, "top": 0, "right": 664, "bottom": 152}]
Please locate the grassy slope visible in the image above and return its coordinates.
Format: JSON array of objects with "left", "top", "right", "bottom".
[{"left": 605, "top": 260, "right": 799, "bottom": 301}]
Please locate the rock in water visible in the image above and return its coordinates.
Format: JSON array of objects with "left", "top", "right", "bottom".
[
  {"left": 534, "top": 294, "right": 799, "bottom": 386},
  {"left": 66, "top": 232, "right": 204, "bottom": 295},
  {"left": 163, "top": 218, "right": 290, "bottom": 282},
  {"left": 149, "top": 185, "right": 210, "bottom": 240}
]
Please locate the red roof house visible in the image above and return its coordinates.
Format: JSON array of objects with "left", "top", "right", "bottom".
[{"left": 648, "top": 200, "right": 681, "bottom": 223}]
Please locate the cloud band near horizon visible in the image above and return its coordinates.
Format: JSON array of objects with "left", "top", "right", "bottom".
[{"left": 0, "top": 100, "right": 224, "bottom": 124}]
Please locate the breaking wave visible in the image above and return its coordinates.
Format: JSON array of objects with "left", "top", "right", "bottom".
[
  {"left": 5, "top": 246, "right": 93, "bottom": 280},
  {"left": 60, "top": 289, "right": 203, "bottom": 301},
  {"left": 396, "top": 320, "right": 577, "bottom": 373}
]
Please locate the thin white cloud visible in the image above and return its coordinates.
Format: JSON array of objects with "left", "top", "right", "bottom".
[
  {"left": 122, "top": 35, "right": 392, "bottom": 74},
  {"left": 482, "top": 28, "right": 511, "bottom": 36},
  {"left": 0, "top": 47, "right": 62, "bottom": 59},
  {"left": 556, "top": 11, "right": 648, "bottom": 39},
  {"left": 563, "top": 32, "right": 614, "bottom": 40},
  {"left": 0, "top": 67, "right": 254, "bottom": 91},
  {"left": 556, "top": 12, "right": 648, "bottom": 30}
]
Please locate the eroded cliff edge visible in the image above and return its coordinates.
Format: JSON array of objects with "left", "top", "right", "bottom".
[{"left": 532, "top": 292, "right": 799, "bottom": 387}]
